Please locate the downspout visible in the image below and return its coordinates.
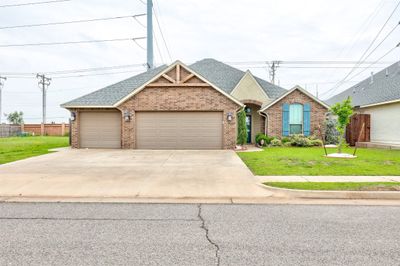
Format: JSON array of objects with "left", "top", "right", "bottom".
[{"left": 258, "top": 111, "right": 269, "bottom": 136}]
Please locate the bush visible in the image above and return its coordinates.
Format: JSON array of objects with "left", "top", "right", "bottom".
[
  {"left": 281, "top": 137, "right": 291, "bottom": 144},
  {"left": 255, "top": 133, "right": 273, "bottom": 146},
  {"left": 270, "top": 138, "right": 282, "bottom": 146},
  {"left": 289, "top": 134, "right": 313, "bottom": 147},
  {"left": 237, "top": 109, "right": 247, "bottom": 145},
  {"left": 324, "top": 117, "right": 340, "bottom": 145},
  {"left": 310, "top": 139, "right": 323, "bottom": 146}
]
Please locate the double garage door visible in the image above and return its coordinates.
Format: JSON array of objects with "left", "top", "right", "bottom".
[{"left": 79, "top": 111, "right": 223, "bottom": 149}]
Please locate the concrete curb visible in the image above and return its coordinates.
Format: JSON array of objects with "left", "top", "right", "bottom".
[{"left": 260, "top": 184, "right": 400, "bottom": 200}]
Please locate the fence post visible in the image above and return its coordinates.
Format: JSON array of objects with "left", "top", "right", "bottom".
[
  {"left": 61, "top": 122, "right": 65, "bottom": 136},
  {"left": 41, "top": 123, "right": 45, "bottom": 136},
  {"left": 21, "top": 123, "right": 24, "bottom": 133}
]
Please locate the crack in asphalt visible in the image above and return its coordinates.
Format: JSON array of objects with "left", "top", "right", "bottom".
[{"left": 197, "top": 204, "right": 220, "bottom": 266}]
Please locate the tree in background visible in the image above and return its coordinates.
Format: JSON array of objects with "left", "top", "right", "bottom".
[
  {"left": 330, "top": 98, "right": 353, "bottom": 153},
  {"left": 237, "top": 108, "right": 247, "bottom": 146},
  {"left": 6, "top": 111, "right": 24, "bottom": 125}
]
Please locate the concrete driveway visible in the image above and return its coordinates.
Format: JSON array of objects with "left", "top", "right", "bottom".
[{"left": 0, "top": 149, "right": 271, "bottom": 199}]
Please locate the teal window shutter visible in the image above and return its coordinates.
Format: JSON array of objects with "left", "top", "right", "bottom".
[
  {"left": 303, "top": 103, "right": 311, "bottom": 136},
  {"left": 282, "top": 103, "right": 290, "bottom": 136}
]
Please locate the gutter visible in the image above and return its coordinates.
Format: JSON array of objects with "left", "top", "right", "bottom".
[{"left": 258, "top": 111, "right": 269, "bottom": 136}]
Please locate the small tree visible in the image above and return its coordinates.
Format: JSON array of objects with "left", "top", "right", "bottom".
[
  {"left": 330, "top": 97, "right": 353, "bottom": 153},
  {"left": 237, "top": 109, "right": 247, "bottom": 146},
  {"left": 6, "top": 111, "right": 24, "bottom": 125}
]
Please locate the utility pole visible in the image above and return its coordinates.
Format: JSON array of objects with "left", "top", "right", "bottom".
[
  {"left": 268, "top": 61, "right": 280, "bottom": 84},
  {"left": 0, "top": 76, "right": 6, "bottom": 124},
  {"left": 147, "top": 0, "right": 154, "bottom": 69},
  {"left": 36, "top": 74, "right": 51, "bottom": 124}
]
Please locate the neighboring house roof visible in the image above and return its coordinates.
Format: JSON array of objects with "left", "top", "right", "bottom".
[
  {"left": 327, "top": 61, "right": 400, "bottom": 108},
  {"left": 190, "top": 58, "right": 286, "bottom": 98},
  {"left": 61, "top": 65, "right": 168, "bottom": 108},
  {"left": 62, "top": 58, "right": 286, "bottom": 108},
  {"left": 260, "top": 85, "right": 330, "bottom": 112}
]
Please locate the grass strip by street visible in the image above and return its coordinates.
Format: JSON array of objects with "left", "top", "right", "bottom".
[
  {"left": 238, "top": 147, "right": 400, "bottom": 176},
  {"left": 264, "top": 182, "right": 400, "bottom": 191},
  {"left": 0, "top": 136, "right": 69, "bottom": 164}
]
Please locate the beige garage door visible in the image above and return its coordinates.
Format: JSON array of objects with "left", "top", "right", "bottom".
[
  {"left": 80, "top": 111, "right": 121, "bottom": 148},
  {"left": 136, "top": 112, "right": 223, "bottom": 149}
]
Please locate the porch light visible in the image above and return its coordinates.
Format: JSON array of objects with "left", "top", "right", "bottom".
[
  {"left": 70, "top": 112, "right": 76, "bottom": 121},
  {"left": 227, "top": 112, "right": 233, "bottom": 122},
  {"left": 124, "top": 110, "right": 131, "bottom": 122}
]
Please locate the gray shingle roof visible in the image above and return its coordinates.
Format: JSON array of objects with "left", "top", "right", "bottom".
[
  {"left": 62, "top": 58, "right": 287, "bottom": 108},
  {"left": 61, "top": 65, "right": 168, "bottom": 107},
  {"left": 190, "top": 58, "right": 286, "bottom": 98},
  {"left": 327, "top": 61, "right": 400, "bottom": 107}
]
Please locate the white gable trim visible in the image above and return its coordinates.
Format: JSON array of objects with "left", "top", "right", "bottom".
[
  {"left": 114, "top": 60, "right": 244, "bottom": 107},
  {"left": 259, "top": 85, "right": 330, "bottom": 112},
  {"left": 359, "top": 98, "right": 400, "bottom": 108},
  {"left": 230, "top": 70, "right": 270, "bottom": 99}
]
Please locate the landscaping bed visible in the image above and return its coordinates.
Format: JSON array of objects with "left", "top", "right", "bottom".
[
  {"left": 264, "top": 182, "right": 400, "bottom": 191},
  {"left": 0, "top": 136, "right": 69, "bottom": 164},
  {"left": 237, "top": 147, "right": 400, "bottom": 176}
]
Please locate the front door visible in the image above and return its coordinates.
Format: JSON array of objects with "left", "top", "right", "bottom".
[{"left": 246, "top": 115, "right": 252, "bottom": 143}]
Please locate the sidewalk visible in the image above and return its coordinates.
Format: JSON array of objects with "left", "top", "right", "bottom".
[{"left": 257, "top": 176, "right": 400, "bottom": 183}]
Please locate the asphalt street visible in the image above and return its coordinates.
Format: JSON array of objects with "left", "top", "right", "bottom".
[{"left": 0, "top": 203, "right": 399, "bottom": 266}]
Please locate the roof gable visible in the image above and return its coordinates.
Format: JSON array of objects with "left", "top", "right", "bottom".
[
  {"left": 231, "top": 71, "right": 270, "bottom": 103},
  {"left": 190, "top": 58, "right": 286, "bottom": 98},
  {"left": 260, "top": 85, "right": 330, "bottom": 112},
  {"left": 114, "top": 61, "right": 244, "bottom": 107}
]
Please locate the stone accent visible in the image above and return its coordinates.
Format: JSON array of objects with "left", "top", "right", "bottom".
[{"left": 264, "top": 89, "right": 328, "bottom": 137}]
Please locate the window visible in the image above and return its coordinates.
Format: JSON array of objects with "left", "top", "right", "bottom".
[{"left": 289, "top": 104, "right": 303, "bottom": 134}]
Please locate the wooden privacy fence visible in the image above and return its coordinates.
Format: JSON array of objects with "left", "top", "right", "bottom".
[
  {"left": 346, "top": 114, "right": 370, "bottom": 146},
  {"left": 22, "top": 123, "right": 70, "bottom": 136},
  {"left": 0, "top": 123, "right": 69, "bottom": 137},
  {"left": 0, "top": 124, "right": 21, "bottom": 137}
]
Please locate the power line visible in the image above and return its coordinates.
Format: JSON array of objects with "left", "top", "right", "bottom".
[
  {"left": 0, "top": 37, "right": 146, "bottom": 48},
  {"left": 0, "top": 14, "right": 146, "bottom": 30},
  {"left": 329, "top": 0, "right": 400, "bottom": 93},
  {"left": 321, "top": 43, "right": 400, "bottom": 98},
  {"left": 0, "top": 0, "right": 70, "bottom": 8},
  {"left": 153, "top": 1, "right": 172, "bottom": 62}
]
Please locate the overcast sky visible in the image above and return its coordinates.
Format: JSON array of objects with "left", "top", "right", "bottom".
[{"left": 0, "top": 0, "right": 399, "bottom": 123}]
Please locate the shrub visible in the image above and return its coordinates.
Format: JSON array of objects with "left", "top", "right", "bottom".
[
  {"left": 310, "top": 139, "right": 323, "bottom": 146},
  {"left": 324, "top": 117, "right": 340, "bottom": 145},
  {"left": 237, "top": 109, "right": 247, "bottom": 145},
  {"left": 281, "top": 137, "right": 291, "bottom": 144},
  {"left": 270, "top": 138, "right": 282, "bottom": 146},
  {"left": 255, "top": 133, "right": 273, "bottom": 146},
  {"left": 289, "top": 134, "right": 313, "bottom": 147}
]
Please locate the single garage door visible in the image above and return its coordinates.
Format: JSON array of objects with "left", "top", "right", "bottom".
[
  {"left": 80, "top": 111, "right": 121, "bottom": 148},
  {"left": 136, "top": 112, "right": 223, "bottom": 149}
]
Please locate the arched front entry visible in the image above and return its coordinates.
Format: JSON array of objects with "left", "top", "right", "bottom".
[{"left": 242, "top": 100, "right": 264, "bottom": 144}]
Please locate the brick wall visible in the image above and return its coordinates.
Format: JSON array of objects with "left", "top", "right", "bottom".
[
  {"left": 118, "top": 85, "right": 240, "bottom": 149},
  {"left": 264, "top": 89, "right": 328, "bottom": 137}
]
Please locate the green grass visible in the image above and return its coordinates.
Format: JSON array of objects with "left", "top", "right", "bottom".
[
  {"left": 264, "top": 182, "right": 400, "bottom": 191},
  {"left": 0, "top": 136, "right": 69, "bottom": 164},
  {"left": 237, "top": 147, "right": 400, "bottom": 176}
]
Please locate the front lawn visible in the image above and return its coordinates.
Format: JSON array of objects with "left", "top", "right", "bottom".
[
  {"left": 238, "top": 147, "right": 400, "bottom": 176},
  {"left": 264, "top": 182, "right": 400, "bottom": 191},
  {"left": 0, "top": 136, "right": 69, "bottom": 164}
]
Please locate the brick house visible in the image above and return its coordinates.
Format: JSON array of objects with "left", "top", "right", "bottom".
[{"left": 62, "top": 59, "right": 329, "bottom": 149}]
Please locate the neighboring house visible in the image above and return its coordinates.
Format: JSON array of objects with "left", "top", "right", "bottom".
[
  {"left": 62, "top": 59, "right": 328, "bottom": 149},
  {"left": 327, "top": 61, "right": 400, "bottom": 145}
]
